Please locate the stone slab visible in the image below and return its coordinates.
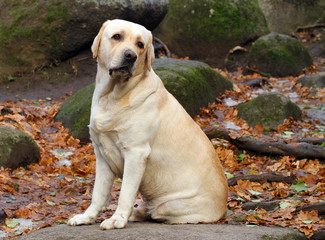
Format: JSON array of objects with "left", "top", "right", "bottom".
[{"left": 16, "top": 222, "right": 307, "bottom": 240}]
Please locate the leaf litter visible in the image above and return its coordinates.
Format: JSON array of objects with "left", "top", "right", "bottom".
[{"left": 0, "top": 65, "right": 324, "bottom": 238}]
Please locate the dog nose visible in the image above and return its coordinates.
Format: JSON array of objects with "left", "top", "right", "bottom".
[{"left": 124, "top": 50, "right": 137, "bottom": 62}]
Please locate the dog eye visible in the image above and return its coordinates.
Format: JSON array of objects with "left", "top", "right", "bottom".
[
  {"left": 137, "top": 42, "right": 144, "bottom": 49},
  {"left": 112, "top": 34, "right": 121, "bottom": 40}
]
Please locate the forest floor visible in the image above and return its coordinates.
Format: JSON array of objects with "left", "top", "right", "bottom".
[{"left": 0, "top": 28, "right": 324, "bottom": 239}]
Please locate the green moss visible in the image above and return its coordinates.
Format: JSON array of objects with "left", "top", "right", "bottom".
[
  {"left": 0, "top": 0, "right": 39, "bottom": 43},
  {"left": 46, "top": 2, "right": 68, "bottom": 24},
  {"left": 43, "top": 1, "right": 69, "bottom": 54},
  {"left": 0, "top": 0, "right": 70, "bottom": 77}
]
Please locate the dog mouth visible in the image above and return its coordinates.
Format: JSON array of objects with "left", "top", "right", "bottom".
[
  {"left": 109, "top": 66, "right": 130, "bottom": 76},
  {"left": 109, "top": 65, "right": 134, "bottom": 82}
]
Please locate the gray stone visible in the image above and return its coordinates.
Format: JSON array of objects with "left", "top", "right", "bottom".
[
  {"left": 154, "top": 0, "right": 269, "bottom": 66},
  {"left": 0, "top": 126, "right": 40, "bottom": 169},
  {"left": 258, "top": 0, "right": 325, "bottom": 35},
  {"left": 237, "top": 92, "right": 302, "bottom": 128},
  {"left": 305, "top": 109, "right": 325, "bottom": 125},
  {"left": 55, "top": 58, "right": 233, "bottom": 142},
  {"left": 15, "top": 223, "right": 307, "bottom": 240},
  {"left": 0, "top": 0, "right": 168, "bottom": 79},
  {"left": 297, "top": 72, "right": 325, "bottom": 89},
  {"left": 309, "top": 38, "right": 325, "bottom": 59},
  {"left": 248, "top": 33, "right": 313, "bottom": 77}
]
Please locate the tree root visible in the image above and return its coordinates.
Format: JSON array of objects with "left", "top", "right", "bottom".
[
  {"left": 297, "top": 202, "right": 325, "bottom": 216},
  {"left": 311, "top": 229, "right": 325, "bottom": 240},
  {"left": 227, "top": 172, "right": 297, "bottom": 187},
  {"left": 204, "top": 126, "right": 325, "bottom": 160},
  {"left": 153, "top": 37, "right": 171, "bottom": 58}
]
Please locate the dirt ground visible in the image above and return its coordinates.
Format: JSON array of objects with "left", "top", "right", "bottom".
[{"left": 0, "top": 50, "right": 97, "bottom": 101}]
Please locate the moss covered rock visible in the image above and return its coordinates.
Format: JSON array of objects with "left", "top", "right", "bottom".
[
  {"left": 248, "top": 33, "right": 313, "bottom": 77},
  {"left": 152, "top": 59, "right": 233, "bottom": 116},
  {"left": 154, "top": 0, "right": 269, "bottom": 66},
  {"left": 0, "top": 0, "right": 168, "bottom": 79},
  {"left": 54, "top": 84, "right": 94, "bottom": 143},
  {"left": 0, "top": 126, "right": 40, "bottom": 169},
  {"left": 237, "top": 92, "right": 302, "bottom": 128},
  {"left": 55, "top": 58, "right": 233, "bottom": 142}
]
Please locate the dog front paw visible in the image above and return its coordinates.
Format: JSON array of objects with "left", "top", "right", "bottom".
[
  {"left": 68, "top": 214, "right": 95, "bottom": 226},
  {"left": 100, "top": 214, "right": 128, "bottom": 230}
]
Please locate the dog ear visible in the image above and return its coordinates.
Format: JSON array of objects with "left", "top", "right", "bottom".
[
  {"left": 91, "top": 20, "right": 110, "bottom": 58},
  {"left": 145, "top": 32, "right": 155, "bottom": 72}
]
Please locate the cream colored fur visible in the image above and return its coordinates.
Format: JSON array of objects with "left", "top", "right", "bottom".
[{"left": 68, "top": 19, "right": 228, "bottom": 230}]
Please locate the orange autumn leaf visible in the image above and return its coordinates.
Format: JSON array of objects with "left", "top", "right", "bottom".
[
  {"left": 5, "top": 113, "right": 25, "bottom": 123},
  {"left": 254, "top": 124, "right": 264, "bottom": 134},
  {"left": 296, "top": 210, "right": 320, "bottom": 223}
]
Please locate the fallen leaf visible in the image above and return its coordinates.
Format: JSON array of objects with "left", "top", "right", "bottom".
[
  {"left": 5, "top": 219, "right": 19, "bottom": 229},
  {"left": 46, "top": 200, "right": 56, "bottom": 206},
  {"left": 248, "top": 190, "right": 263, "bottom": 196},
  {"left": 290, "top": 179, "right": 308, "bottom": 192}
]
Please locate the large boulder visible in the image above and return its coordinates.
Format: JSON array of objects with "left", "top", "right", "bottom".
[
  {"left": 0, "top": 126, "right": 40, "bottom": 169},
  {"left": 237, "top": 92, "right": 302, "bottom": 128},
  {"left": 154, "top": 0, "right": 269, "bottom": 66},
  {"left": 248, "top": 33, "right": 313, "bottom": 77},
  {"left": 258, "top": 0, "right": 325, "bottom": 35},
  {"left": 0, "top": 0, "right": 168, "bottom": 79},
  {"left": 152, "top": 59, "right": 233, "bottom": 116},
  {"left": 55, "top": 58, "right": 233, "bottom": 142}
]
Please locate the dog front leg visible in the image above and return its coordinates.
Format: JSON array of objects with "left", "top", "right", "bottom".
[
  {"left": 100, "top": 147, "right": 149, "bottom": 230},
  {"left": 68, "top": 148, "right": 115, "bottom": 226}
]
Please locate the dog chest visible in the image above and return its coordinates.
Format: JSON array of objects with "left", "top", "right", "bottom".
[{"left": 89, "top": 104, "right": 121, "bottom": 133}]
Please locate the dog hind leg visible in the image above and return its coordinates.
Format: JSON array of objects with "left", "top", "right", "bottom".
[
  {"left": 129, "top": 201, "right": 148, "bottom": 222},
  {"left": 150, "top": 197, "right": 222, "bottom": 224}
]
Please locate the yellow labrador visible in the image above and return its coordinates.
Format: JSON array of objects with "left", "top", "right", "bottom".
[{"left": 68, "top": 19, "right": 228, "bottom": 230}]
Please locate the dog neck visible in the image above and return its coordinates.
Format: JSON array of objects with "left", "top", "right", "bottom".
[{"left": 94, "top": 65, "right": 151, "bottom": 103}]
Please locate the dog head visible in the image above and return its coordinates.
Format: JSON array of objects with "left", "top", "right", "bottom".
[{"left": 91, "top": 19, "right": 155, "bottom": 81}]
